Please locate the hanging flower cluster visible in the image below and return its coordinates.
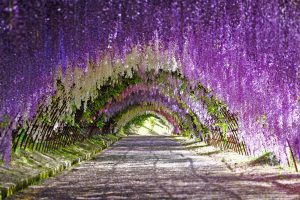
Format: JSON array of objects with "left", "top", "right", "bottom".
[{"left": 0, "top": 1, "right": 299, "bottom": 166}]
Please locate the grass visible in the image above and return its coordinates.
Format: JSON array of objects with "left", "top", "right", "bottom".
[
  {"left": 0, "top": 133, "right": 125, "bottom": 199},
  {"left": 249, "top": 152, "right": 279, "bottom": 166}
]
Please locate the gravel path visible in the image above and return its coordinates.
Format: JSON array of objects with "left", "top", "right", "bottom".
[{"left": 9, "top": 135, "right": 300, "bottom": 199}]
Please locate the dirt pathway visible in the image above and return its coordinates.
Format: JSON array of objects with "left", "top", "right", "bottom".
[{"left": 9, "top": 135, "right": 300, "bottom": 199}]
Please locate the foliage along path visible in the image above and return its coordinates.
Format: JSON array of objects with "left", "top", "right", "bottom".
[{"left": 9, "top": 121, "right": 300, "bottom": 200}]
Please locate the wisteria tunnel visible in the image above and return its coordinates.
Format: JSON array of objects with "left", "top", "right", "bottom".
[{"left": 0, "top": 0, "right": 300, "bottom": 199}]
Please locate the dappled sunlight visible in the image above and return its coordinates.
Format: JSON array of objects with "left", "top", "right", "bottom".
[
  {"left": 130, "top": 116, "right": 173, "bottom": 137},
  {"left": 9, "top": 136, "right": 300, "bottom": 199},
  {"left": 1, "top": 1, "right": 300, "bottom": 198}
]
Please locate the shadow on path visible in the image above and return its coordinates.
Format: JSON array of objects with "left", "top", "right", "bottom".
[{"left": 9, "top": 135, "right": 300, "bottom": 199}]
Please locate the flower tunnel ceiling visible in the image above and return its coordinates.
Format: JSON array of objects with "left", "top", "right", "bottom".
[{"left": 0, "top": 0, "right": 299, "bottom": 167}]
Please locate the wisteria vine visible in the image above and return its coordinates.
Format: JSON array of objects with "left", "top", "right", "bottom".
[{"left": 0, "top": 1, "right": 299, "bottom": 168}]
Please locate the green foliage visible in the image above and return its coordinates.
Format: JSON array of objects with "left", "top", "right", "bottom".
[
  {"left": 84, "top": 72, "right": 142, "bottom": 122},
  {"left": 117, "top": 127, "right": 125, "bottom": 136},
  {"left": 154, "top": 71, "right": 236, "bottom": 146},
  {"left": 0, "top": 158, "right": 4, "bottom": 166},
  {"left": 158, "top": 118, "right": 167, "bottom": 127},
  {"left": 149, "top": 117, "right": 156, "bottom": 127},
  {"left": 123, "top": 114, "right": 157, "bottom": 133},
  {"left": 197, "top": 124, "right": 210, "bottom": 138},
  {"left": 180, "top": 82, "right": 188, "bottom": 92},
  {"left": 37, "top": 113, "right": 52, "bottom": 125},
  {"left": 250, "top": 152, "right": 279, "bottom": 166},
  {"left": 201, "top": 94, "right": 236, "bottom": 144},
  {"left": 182, "top": 129, "right": 191, "bottom": 138},
  {"left": 13, "top": 128, "right": 26, "bottom": 150},
  {"left": 96, "top": 115, "right": 105, "bottom": 129},
  {"left": 215, "top": 122, "right": 229, "bottom": 134},
  {"left": 82, "top": 108, "right": 94, "bottom": 124},
  {"left": 1, "top": 133, "right": 124, "bottom": 199},
  {"left": 0, "top": 114, "right": 10, "bottom": 129},
  {"left": 62, "top": 114, "right": 75, "bottom": 126}
]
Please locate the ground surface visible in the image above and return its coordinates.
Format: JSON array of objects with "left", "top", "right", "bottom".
[
  {"left": 9, "top": 133, "right": 300, "bottom": 200},
  {"left": 0, "top": 134, "right": 124, "bottom": 200}
]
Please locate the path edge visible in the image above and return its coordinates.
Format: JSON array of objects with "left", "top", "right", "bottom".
[{"left": 0, "top": 134, "right": 125, "bottom": 200}]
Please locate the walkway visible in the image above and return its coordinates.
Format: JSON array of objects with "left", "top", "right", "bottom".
[{"left": 9, "top": 135, "right": 300, "bottom": 199}]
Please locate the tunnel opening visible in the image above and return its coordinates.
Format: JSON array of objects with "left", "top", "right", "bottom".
[
  {"left": 118, "top": 113, "right": 173, "bottom": 136},
  {"left": 2, "top": 68, "right": 297, "bottom": 170}
]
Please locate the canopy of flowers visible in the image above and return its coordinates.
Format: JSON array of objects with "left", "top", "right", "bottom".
[{"left": 0, "top": 1, "right": 299, "bottom": 166}]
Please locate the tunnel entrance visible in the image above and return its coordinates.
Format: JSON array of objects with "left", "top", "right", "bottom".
[{"left": 119, "top": 114, "right": 173, "bottom": 136}]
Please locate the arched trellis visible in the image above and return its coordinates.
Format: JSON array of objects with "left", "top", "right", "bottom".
[
  {"left": 94, "top": 82, "right": 249, "bottom": 156},
  {"left": 10, "top": 72, "right": 142, "bottom": 154},
  {"left": 5, "top": 66, "right": 295, "bottom": 169},
  {"left": 0, "top": 1, "right": 299, "bottom": 171},
  {"left": 98, "top": 100, "right": 186, "bottom": 137},
  {"left": 111, "top": 107, "right": 177, "bottom": 135},
  {"left": 8, "top": 69, "right": 251, "bottom": 161}
]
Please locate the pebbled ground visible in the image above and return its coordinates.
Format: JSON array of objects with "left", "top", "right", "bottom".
[{"left": 9, "top": 134, "right": 300, "bottom": 200}]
